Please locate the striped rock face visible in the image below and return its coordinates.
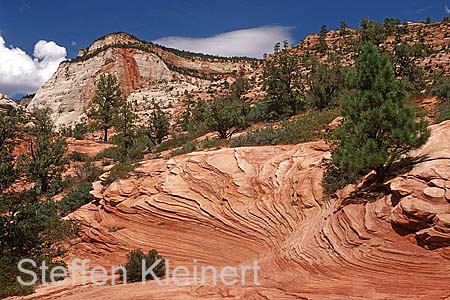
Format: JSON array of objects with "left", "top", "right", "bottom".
[
  {"left": 26, "top": 33, "right": 253, "bottom": 128},
  {"left": 24, "top": 121, "right": 450, "bottom": 300}
]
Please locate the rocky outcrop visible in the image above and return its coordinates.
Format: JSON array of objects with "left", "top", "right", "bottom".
[
  {"left": 22, "top": 122, "right": 450, "bottom": 300},
  {"left": 27, "top": 33, "right": 254, "bottom": 127},
  {"left": 390, "top": 120, "right": 450, "bottom": 249},
  {"left": 0, "top": 93, "right": 18, "bottom": 111},
  {"left": 27, "top": 46, "right": 173, "bottom": 127}
]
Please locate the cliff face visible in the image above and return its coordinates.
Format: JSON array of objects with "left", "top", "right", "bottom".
[
  {"left": 27, "top": 33, "right": 254, "bottom": 127},
  {"left": 24, "top": 121, "right": 450, "bottom": 300},
  {"left": 27, "top": 47, "right": 172, "bottom": 126}
]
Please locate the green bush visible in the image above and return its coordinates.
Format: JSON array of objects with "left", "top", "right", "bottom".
[
  {"left": 69, "top": 151, "right": 88, "bottom": 162},
  {"left": 430, "top": 75, "right": 450, "bottom": 100},
  {"left": 144, "top": 104, "right": 170, "bottom": 145},
  {"left": 198, "top": 137, "right": 221, "bottom": 150},
  {"left": 95, "top": 146, "right": 120, "bottom": 161},
  {"left": 179, "top": 99, "right": 210, "bottom": 135},
  {"left": 305, "top": 58, "right": 347, "bottom": 110},
  {"left": 438, "top": 100, "right": 450, "bottom": 122},
  {"left": 231, "top": 109, "right": 340, "bottom": 147},
  {"left": 60, "top": 122, "right": 90, "bottom": 140},
  {"left": 0, "top": 108, "right": 74, "bottom": 299},
  {"left": 263, "top": 47, "right": 303, "bottom": 119},
  {"left": 0, "top": 256, "right": 67, "bottom": 299},
  {"left": 72, "top": 123, "right": 90, "bottom": 140},
  {"left": 322, "top": 164, "right": 359, "bottom": 194},
  {"left": 208, "top": 95, "right": 250, "bottom": 139},
  {"left": 59, "top": 162, "right": 102, "bottom": 216},
  {"left": 112, "top": 131, "right": 148, "bottom": 162},
  {"left": 74, "top": 163, "right": 103, "bottom": 183},
  {"left": 248, "top": 102, "right": 272, "bottom": 122},
  {"left": 359, "top": 18, "right": 386, "bottom": 45},
  {"left": 0, "top": 256, "right": 34, "bottom": 299},
  {"left": 171, "top": 141, "right": 197, "bottom": 157},
  {"left": 430, "top": 75, "right": 450, "bottom": 122},
  {"left": 104, "top": 162, "right": 137, "bottom": 185},
  {"left": 59, "top": 182, "right": 94, "bottom": 216},
  {"left": 156, "top": 133, "right": 192, "bottom": 153},
  {"left": 121, "top": 249, "right": 165, "bottom": 282},
  {"left": 230, "top": 126, "right": 286, "bottom": 147}
]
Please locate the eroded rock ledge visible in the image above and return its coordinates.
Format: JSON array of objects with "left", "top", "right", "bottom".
[{"left": 390, "top": 120, "right": 450, "bottom": 249}]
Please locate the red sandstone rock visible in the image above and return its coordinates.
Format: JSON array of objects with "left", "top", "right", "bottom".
[{"left": 21, "top": 122, "right": 450, "bottom": 300}]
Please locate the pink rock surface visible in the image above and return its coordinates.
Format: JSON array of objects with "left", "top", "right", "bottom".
[{"left": 20, "top": 123, "right": 450, "bottom": 300}]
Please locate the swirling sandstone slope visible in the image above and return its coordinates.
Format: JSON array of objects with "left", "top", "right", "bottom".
[{"left": 26, "top": 123, "right": 450, "bottom": 300}]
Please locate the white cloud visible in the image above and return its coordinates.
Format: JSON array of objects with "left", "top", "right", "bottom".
[
  {"left": 446, "top": 5, "right": 450, "bottom": 14},
  {"left": 154, "top": 26, "right": 293, "bottom": 58},
  {"left": 0, "top": 35, "right": 67, "bottom": 96}
]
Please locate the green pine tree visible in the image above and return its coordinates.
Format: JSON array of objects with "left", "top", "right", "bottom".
[
  {"left": 317, "top": 24, "right": 329, "bottom": 53},
  {"left": 208, "top": 95, "right": 249, "bottom": 140},
  {"left": 21, "top": 108, "right": 68, "bottom": 195},
  {"left": 230, "top": 74, "right": 251, "bottom": 99},
  {"left": 360, "top": 18, "right": 386, "bottom": 46},
  {"left": 392, "top": 40, "right": 427, "bottom": 92},
  {"left": 88, "top": 74, "right": 125, "bottom": 142},
  {"left": 383, "top": 17, "right": 401, "bottom": 35},
  {"left": 0, "top": 108, "right": 23, "bottom": 194},
  {"left": 305, "top": 56, "right": 347, "bottom": 109},
  {"left": 263, "top": 47, "right": 303, "bottom": 119},
  {"left": 145, "top": 102, "right": 170, "bottom": 145},
  {"left": 113, "top": 99, "right": 144, "bottom": 161},
  {"left": 331, "top": 42, "right": 429, "bottom": 182}
]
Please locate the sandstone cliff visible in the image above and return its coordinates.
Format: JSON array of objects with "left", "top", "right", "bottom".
[{"left": 27, "top": 32, "right": 256, "bottom": 127}]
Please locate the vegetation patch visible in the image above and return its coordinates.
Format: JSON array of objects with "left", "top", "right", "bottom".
[
  {"left": 121, "top": 249, "right": 166, "bottom": 282},
  {"left": 231, "top": 109, "right": 340, "bottom": 147}
]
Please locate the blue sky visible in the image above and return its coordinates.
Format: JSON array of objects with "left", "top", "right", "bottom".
[
  {"left": 1, "top": 0, "right": 449, "bottom": 58},
  {"left": 0, "top": 0, "right": 449, "bottom": 97}
]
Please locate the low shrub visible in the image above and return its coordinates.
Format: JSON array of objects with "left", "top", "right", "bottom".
[
  {"left": 247, "top": 101, "right": 272, "bottom": 122},
  {"left": 95, "top": 146, "right": 121, "bottom": 161},
  {"left": 0, "top": 256, "right": 67, "bottom": 299},
  {"left": 69, "top": 151, "right": 88, "bottom": 162},
  {"left": 230, "top": 126, "right": 287, "bottom": 147},
  {"left": 0, "top": 256, "right": 34, "bottom": 298},
  {"left": 121, "top": 249, "right": 165, "bottom": 282},
  {"left": 198, "top": 137, "right": 221, "bottom": 149},
  {"left": 438, "top": 100, "right": 450, "bottom": 122},
  {"left": 104, "top": 162, "right": 137, "bottom": 185},
  {"left": 171, "top": 141, "right": 197, "bottom": 157},
  {"left": 60, "top": 122, "right": 90, "bottom": 140},
  {"left": 322, "top": 164, "right": 359, "bottom": 194},
  {"left": 59, "top": 182, "right": 94, "bottom": 216},
  {"left": 430, "top": 75, "right": 450, "bottom": 122},
  {"left": 155, "top": 133, "right": 194, "bottom": 153},
  {"left": 231, "top": 109, "right": 340, "bottom": 147},
  {"left": 111, "top": 131, "right": 148, "bottom": 162},
  {"left": 72, "top": 123, "right": 90, "bottom": 140},
  {"left": 59, "top": 162, "right": 102, "bottom": 216},
  {"left": 430, "top": 75, "right": 450, "bottom": 100}
]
